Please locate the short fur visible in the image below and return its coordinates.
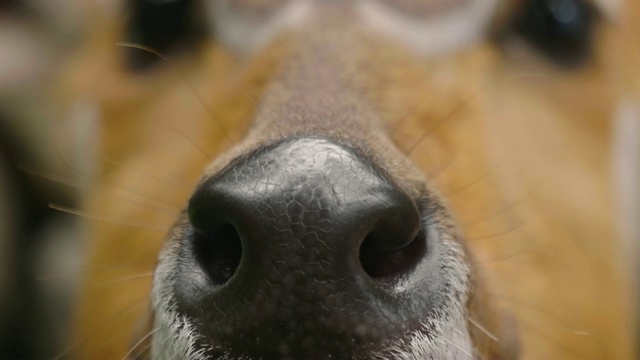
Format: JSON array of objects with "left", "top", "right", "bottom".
[{"left": 58, "top": 0, "right": 639, "bottom": 359}]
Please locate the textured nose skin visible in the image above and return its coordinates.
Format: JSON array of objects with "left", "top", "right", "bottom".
[{"left": 176, "top": 137, "right": 424, "bottom": 358}]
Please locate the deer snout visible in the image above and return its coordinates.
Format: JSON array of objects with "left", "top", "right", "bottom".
[{"left": 170, "top": 137, "right": 431, "bottom": 358}]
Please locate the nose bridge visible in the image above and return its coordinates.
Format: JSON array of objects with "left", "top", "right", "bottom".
[{"left": 239, "top": 5, "right": 387, "bottom": 148}]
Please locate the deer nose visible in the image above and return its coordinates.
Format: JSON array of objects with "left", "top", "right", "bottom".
[{"left": 175, "top": 137, "right": 426, "bottom": 357}]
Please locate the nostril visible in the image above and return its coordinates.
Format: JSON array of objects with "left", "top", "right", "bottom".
[
  {"left": 359, "top": 229, "right": 427, "bottom": 281},
  {"left": 192, "top": 223, "right": 243, "bottom": 285},
  {"left": 172, "top": 139, "right": 443, "bottom": 357}
]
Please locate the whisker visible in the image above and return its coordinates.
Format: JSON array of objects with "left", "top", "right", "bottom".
[
  {"left": 18, "top": 164, "right": 88, "bottom": 187},
  {"left": 406, "top": 90, "right": 485, "bottom": 160},
  {"left": 101, "top": 154, "right": 187, "bottom": 187},
  {"left": 20, "top": 164, "right": 181, "bottom": 208},
  {"left": 437, "top": 336, "right": 474, "bottom": 358},
  {"left": 18, "top": 164, "right": 84, "bottom": 190},
  {"left": 94, "top": 272, "right": 155, "bottom": 288},
  {"left": 424, "top": 151, "right": 460, "bottom": 184},
  {"left": 130, "top": 342, "right": 153, "bottom": 360},
  {"left": 36, "top": 265, "right": 156, "bottom": 281},
  {"left": 92, "top": 330, "right": 134, "bottom": 359},
  {"left": 443, "top": 163, "right": 504, "bottom": 198},
  {"left": 515, "top": 320, "right": 592, "bottom": 358},
  {"left": 511, "top": 314, "right": 591, "bottom": 338},
  {"left": 45, "top": 142, "right": 181, "bottom": 209},
  {"left": 507, "top": 312, "right": 609, "bottom": 359},
  {"left": 122, "top": 327, "right": 160, "bottom": 360},
  {"left": 405, "top": 72, "right": 551, "bottom": 166},
  {"left": 158, "top": 124, "right": 213, "bottom": 160},
  {"left": 479, "top": 249, "right": 553, "bottom": 264},
  {"left": 487, "top": 293, "right": 584, "bottom": 332},
  {"left": 49, "top": 203, "right": 168, "bottom": 232},
  {"left": 460, "top": 185, "right": 542, "bottom": 227},
  {"left": 529, "top": 331, "right": 586, "bottom": 358},
  {"left": 36, "top": 267, "right": 103, "bottom": 281},
  {"left": 388, "top": 79, "right": 443, "bottom": 134},
  {"left": 468, "top": 316, "right": 500, "bottom": 342},
  {"left": 468, "top": 221, "right": 526, "bottom": 242},
  {"left": 51, "top": 134, "right": 93, "bottom": 183},
  {"left": 36, "top": 272, "right": 80, "bottom": 281},
  {"left": 117, "top": 42, "right": 232, "bottom": 142},
  {"left": 22, "top": 165, "right": 181, "bottom": 215},
  {"left": 51, "top": 298, "right": 150, "bottom": 360}
]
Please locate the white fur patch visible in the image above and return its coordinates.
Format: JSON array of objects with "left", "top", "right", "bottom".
[
  {"left": 592, "top": 0, "right": 624, "bottom": 19},
  {"left": 356, "top": 0, "right": 498, "bottom": 57},
  {"left": 613, "top": 101, "right": 640, "bottom": 296},
  {"left": 205, "top": 0, "right": 315, "bottom": 55},
  {"left": 152, "top": 240, "right": 209, "bottom": 360}
]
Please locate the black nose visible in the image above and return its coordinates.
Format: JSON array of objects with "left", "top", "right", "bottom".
[{"left": 175, "top": 137, "right": 426, "bottom": 358}]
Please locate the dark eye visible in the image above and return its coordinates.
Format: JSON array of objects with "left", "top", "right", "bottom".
[
  {"left": 124, "top": 0, "right": 205, "bottom": 71},
  {"left": 513, "top": 0, "right": 596, "bottom": 67}
]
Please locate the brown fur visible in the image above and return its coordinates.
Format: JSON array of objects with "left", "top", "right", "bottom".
[{"left": 57, "top": 1, "right": 639, "bottom": 359}]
